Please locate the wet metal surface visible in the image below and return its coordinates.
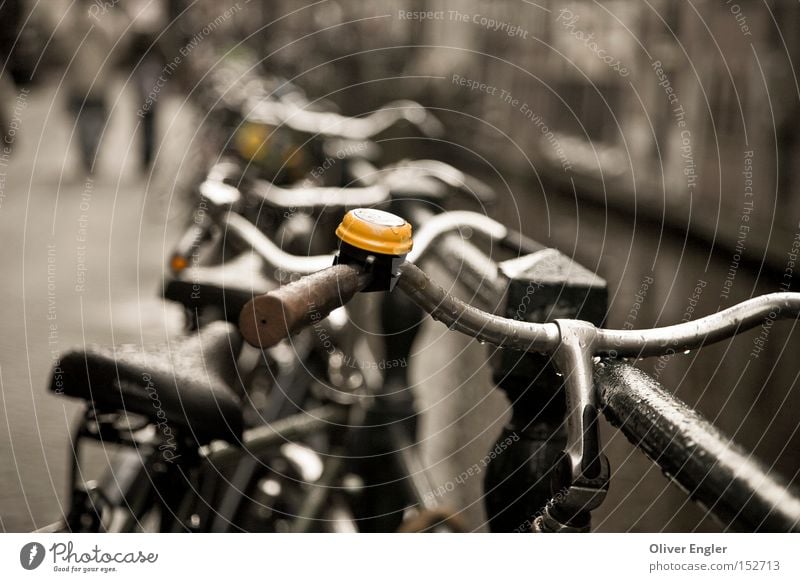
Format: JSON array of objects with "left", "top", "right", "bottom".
[{"left": 597, "top": 360, "right": 800, "bottom": 532}]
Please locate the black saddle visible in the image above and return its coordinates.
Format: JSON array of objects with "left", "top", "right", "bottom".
[
  {"left": 51, "top": 322, "right": 244, "bottom": 443},
  {"left": 163, "top": 252, "right": 274, "bottom": 324}
]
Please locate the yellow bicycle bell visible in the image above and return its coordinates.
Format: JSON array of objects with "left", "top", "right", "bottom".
[
  {"left": 234, "top": 121, "right": 271, "bottom": 162},
  {"left": 234, "top": 122, "right": 308, "bottom": 181},
  {"left": 334, "top": 208, "right": 413, "bottom": 291}
]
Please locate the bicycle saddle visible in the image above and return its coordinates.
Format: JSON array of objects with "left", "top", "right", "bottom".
[
  {"left": 51, "top": 322, "right": 244, "bottom": 443},
  {"left": 164, "top": 252, "right": 275, "bottom": 323}
]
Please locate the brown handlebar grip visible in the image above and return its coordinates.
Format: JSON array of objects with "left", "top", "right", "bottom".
[{"left": 239, "top": 264, "right": 369, "bottom": 348}]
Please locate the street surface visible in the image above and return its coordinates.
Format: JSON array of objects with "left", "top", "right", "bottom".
[{"left": 0, "top": 78, "right": 192, "bottom": 530}]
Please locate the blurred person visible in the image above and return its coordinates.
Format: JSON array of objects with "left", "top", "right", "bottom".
[
  {"left": 0, "top": 72, "right": 16, "bottom": 149},
  {"left": 0, "top": 0, "right": 22, "bottom": 146},
  {"left": 64, "top": 0, "right": 117, "bottom": 175},
  {"left": 123, "top": 0, "right": 168, "bottom": 173}
]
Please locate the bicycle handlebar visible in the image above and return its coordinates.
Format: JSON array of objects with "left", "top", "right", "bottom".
[
  {"left": 235, "top": 208, "right": 800, "bottom": 530},
  {"left": 242, "top": 158, "right": 494, "bottom": 211},
  {"left": 223, "top": 210, "right": 512, "bottom": 276},
  {"left": 597, "top": 360, "right": 800, "bottom": 532},
  {"left": 598, "top": 293, "right": 800, "bottom": 356},
  {"left": 239, "top": 263, "right": 369, "bottom": 348},
  {"left": 396, "top": 262, "right": 561, "bottom": 350},
  {"left": 236, "top": 215, "right": 800, "bottom": 357},
  {"left": 247, "top": 99, "right": 445, "bottom": 140},
  {"left": 249, "top": 181, "right": 390, "bottom": 211},
  {"left": 398, "top": 266, "right": 800, "bottom": 356}
]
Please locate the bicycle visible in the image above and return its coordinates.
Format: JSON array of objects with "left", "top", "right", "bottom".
[
  {"left": 45, "top": 205, "right": 527, "bottom": 532},
  {"left": 238, "top": 207, "right": 800, "bottom": 533},
  {"left": 41, "top": 69, "right": 496, "bottom": 530},
  {"left": 199, "top": 62, "right": 444, "bottom": 186},
  {"left": 163, "top": 156, "right": 494, "bottom": 326}
]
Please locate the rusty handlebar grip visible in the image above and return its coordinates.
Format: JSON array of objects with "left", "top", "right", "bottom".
[{"left": 239, "top": 264, "right": 369, "bottom": 348}]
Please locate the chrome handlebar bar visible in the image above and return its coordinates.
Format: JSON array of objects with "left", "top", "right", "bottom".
[
  {"left": 229, "top": 210, "right": 800, "bottom": 357},
  {"left": 246, "top": 99, "right": 445, "bottom": 140},
  {"left": 598, "top": 293, "right": 800, "bottom": 357},
  {"left": 394, "top": 261, "right": 800, "bottom": 500},
  {"left": 223, "top": 210, "right": 512, "bottom": 275},
  {"left": 397, "top": 261, "right": 800, "bottom": 358},
  {"left": 235, "top": 219, "right": 800, "bottom": 526}
]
